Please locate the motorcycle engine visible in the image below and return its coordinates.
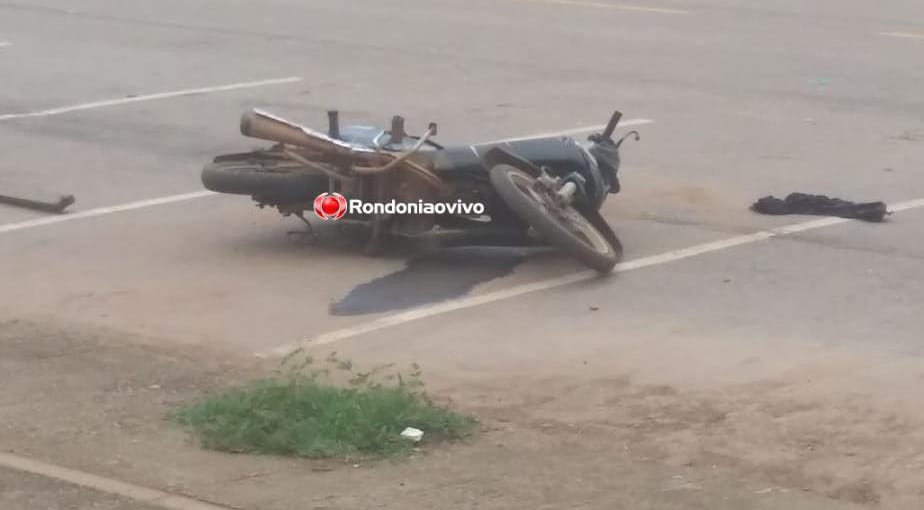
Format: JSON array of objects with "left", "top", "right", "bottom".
[{"left": 388, "top": 171, "right": 439, "bottom": 236}]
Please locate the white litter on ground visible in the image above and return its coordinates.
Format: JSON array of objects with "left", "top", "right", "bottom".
[{"left": 400, "top": 427, "right": 424, "bottom": 442}]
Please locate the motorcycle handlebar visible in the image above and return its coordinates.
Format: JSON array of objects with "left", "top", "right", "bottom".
[{"left": 601, "top": 111, "right": 622, "bottom": 140}]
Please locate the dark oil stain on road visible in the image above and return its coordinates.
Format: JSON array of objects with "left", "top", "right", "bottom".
[{"left": 329, "top": 247, "right": 527, "bottom": 316}]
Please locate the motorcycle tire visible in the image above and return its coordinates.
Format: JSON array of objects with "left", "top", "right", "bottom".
[
  {"left": 201, "top": 157, "right": 328, "bottom": 204},
  {"left": 489, "top": 164, "right": 619, "bottom": 273}
]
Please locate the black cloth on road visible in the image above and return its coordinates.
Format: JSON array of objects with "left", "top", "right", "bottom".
[{"left": 751, "top": 193, "right": 889, "bottom": 222}]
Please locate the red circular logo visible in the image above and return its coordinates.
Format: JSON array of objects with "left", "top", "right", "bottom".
[{"left": 314, "top": 192, "right": 347, "bottom": 220}]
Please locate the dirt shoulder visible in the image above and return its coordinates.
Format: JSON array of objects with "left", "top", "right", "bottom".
[{"left": 2, "top": 318, "right": 920, "bottom": 509}]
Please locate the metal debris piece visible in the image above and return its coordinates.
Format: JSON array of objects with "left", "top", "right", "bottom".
[{"left": 0, "top": 192, "right": 75, "bottom": 214}]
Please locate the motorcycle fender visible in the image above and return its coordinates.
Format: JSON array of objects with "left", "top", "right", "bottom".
[{"left": 479, "top": 146, "right": 543, "bottom": 178}]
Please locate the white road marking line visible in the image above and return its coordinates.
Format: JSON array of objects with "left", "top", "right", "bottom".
[
  {"left": 881, "top": 32, "right": 924, "bottom": 40},
  {"left": 0, "top": 41, "right": 12, "bottom": 48},
  {"left": 260, "top": 197, "right": 924, "bottom": 357},
  {"left": 890, "top": 198, "right": 924, "bottom": 212},
  {"left": 485, "top": 118, "right": 653, "bottom": 144},
  {"left": 0, "top": 191, "right": 216, "bottom": 234},
  {"left": 0, "top": 77, "right": 303, "bottom": 121},
  {"left": 513, "top": 0, "right": 688, "bottom": 14},
  {"left": 0, "top": 120, "right": 655, "bottom": 234},
  {"left": 0, "top": 452, "right": 235, "bottom": 510}
]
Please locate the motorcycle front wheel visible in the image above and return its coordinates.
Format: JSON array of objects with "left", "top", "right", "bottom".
[{"left": 489, "top": 164, "right": 619, "bottom": 273}]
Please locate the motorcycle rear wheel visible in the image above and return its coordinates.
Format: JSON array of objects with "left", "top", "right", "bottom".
[
  {"left": 489, "top": 164, "right": 619, "bottom": 273},
  {"left": 201, "top": 154, "right": 328, "bottom": 204}
]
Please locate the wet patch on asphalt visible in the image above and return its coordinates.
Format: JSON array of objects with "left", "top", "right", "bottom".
[{"left": 329, "top": 247, "right": 528, "bottom": 316}]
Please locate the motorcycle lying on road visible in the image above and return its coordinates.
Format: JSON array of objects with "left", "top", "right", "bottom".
[{"left": 201, "top": 108, "right": 639, "bottom": 272}]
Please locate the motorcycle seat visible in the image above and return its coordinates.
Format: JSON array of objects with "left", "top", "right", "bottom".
[{"left": 430, "top": 137, "right": 591, "bottom": 177}]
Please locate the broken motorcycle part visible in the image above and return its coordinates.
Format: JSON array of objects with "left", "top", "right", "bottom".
[{"left": 0, "top": 191, "right": 75, "bottom": 214}]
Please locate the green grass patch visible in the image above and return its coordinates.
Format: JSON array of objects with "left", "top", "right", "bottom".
[{"left": 170, "top": 351, "right": 476, "bottom": 459}]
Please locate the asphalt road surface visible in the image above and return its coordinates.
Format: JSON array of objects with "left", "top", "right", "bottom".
[{"left": 2, "top": 1, "right": 923, "bottom": 509}]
